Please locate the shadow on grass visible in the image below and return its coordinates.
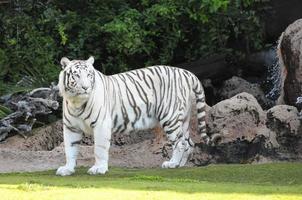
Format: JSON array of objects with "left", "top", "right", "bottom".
[{"left": 0, "top": 163, "right": 302, "bottom": 195}]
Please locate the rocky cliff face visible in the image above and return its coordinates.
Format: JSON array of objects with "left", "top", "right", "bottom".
[{"left": 277, "top": 19, "right": 302, "bottom": 109}]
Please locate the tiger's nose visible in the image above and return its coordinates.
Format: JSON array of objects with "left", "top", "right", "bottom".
[{"left": 82, "top": 86, "right": 89, "bottom": 91}]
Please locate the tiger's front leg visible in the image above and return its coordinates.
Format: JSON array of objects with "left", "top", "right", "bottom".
[
  {"left": 87, "top": 123, "right": 111, "bottom": 175},
  {"left": 56, "top": 126, "right": 83, "bottom": 176}
]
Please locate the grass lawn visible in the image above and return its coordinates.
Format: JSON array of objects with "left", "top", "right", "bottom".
[{"left": 0, "top": 163, "right": 302, "bottom": 200}]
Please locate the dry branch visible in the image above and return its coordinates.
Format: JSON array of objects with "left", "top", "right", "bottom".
[{"left": 0, "top": 85, "right": 61, "bottom": 141}]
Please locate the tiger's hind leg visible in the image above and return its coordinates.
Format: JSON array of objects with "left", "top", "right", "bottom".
[
  {"left": 161, "top": 115, "right": 194, "bottom": 168},
  {"left": 179, "top": 116, "right": 194, "bottom": 167}
]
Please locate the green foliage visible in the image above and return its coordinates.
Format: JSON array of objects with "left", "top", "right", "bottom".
[
  {"left": 0, "top": 0, "right": 267, "bottom": 95},
  {"left": 0, "top": 104, "right": 12, "bottom": 119},
  {"left": 0, "top": 2, "right": 60, "bottom": 94}
]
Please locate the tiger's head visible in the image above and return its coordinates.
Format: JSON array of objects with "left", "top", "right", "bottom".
[{"left": 58, "top": 56, "right": 96, "bottom": 98}]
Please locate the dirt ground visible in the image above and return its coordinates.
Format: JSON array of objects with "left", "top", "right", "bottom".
[
  {"left": 0, "top": 108, "right": 203, "bottom": 173},
  {"left": 0, "top": 139, "right": 167, "bottom": 173},
  {"left": 0, "top": 121, "right": 173, "bottom": 173}
]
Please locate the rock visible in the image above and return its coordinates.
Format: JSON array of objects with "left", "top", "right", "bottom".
[
  {"left": 190, "top": 92, "right": 280, "bottom": 166},
  {"left": 218, "top": 76, "right": 271, "bottom": 109},
  {"left": 266, "top": 105, "right": 302, "bottom": 158},
  {"left": 277, "top": 19, "right": 302, "bottom": 108},
  {"left": 208, "top": 92, "right": 267, "bottom": 143},
  {"left": 191, "top": 134, "right": 276, "bottom": 165},
  {"left": 267, "top": 105, "right": 301, "bottom": 137}
]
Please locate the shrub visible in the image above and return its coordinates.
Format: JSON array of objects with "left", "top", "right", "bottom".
[{"left": 0, "top": 0, "right": 266, "bottom": 95}]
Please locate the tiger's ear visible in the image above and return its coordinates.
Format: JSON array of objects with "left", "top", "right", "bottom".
[
  {"left": 87, "top": 56, "right": 95, "bottom": 65},
  {"left": 60, "top": 57, "right": 71, "bottom": 69}
]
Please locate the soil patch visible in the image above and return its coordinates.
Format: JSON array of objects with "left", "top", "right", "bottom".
[{"left": 0, "top": 121, "right": 169, "bottom": 173}]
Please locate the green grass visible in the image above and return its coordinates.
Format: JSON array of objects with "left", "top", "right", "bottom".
[{"left": 0, "top": 163, "right": 302, "bottom": 200}]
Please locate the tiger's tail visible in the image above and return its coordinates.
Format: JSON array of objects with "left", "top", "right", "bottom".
[{"left": 192, "top": 77, "right": 210, "bottom": 144}]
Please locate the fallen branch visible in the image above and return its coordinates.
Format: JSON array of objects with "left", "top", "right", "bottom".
[{"left": 0, "top": 85, "right": 61, "bottom": 141}]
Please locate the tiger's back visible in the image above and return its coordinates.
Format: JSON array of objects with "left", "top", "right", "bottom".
[{"left": 108, "top": 66, "right": 207, "bottom": 145}]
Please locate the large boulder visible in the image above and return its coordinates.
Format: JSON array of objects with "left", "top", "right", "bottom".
[
  {"left": 192, "top": 94, "right": 302, "bottom": 166},
  {"left": 267, "top": 105, "right": 301, "bottom": 137},
  {"left": 277, "top": 19, "right": 302, "bottom": 108},
  {"left": 218, "top": 76, "right": 271, "bottom": 109},
  {"left": 191, "top": 92, "right": 279, "bottom": 166},
  {"left": 208, "top": 92, "right": 269, "bottom": 143},
  {"left": 266, "top": 105, "right": 302, "bottom": 158}
]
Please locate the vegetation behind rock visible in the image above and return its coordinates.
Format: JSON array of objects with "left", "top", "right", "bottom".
[{"left": 0, "top": 0, "right": 266, "bottom": 95}]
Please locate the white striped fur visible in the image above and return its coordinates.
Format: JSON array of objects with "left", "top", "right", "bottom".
[{"left": 56, "top": 56, "right": 208, "bottom": 176}]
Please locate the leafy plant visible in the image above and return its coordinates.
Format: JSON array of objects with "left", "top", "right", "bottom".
[
  {"left": 0, "top": 104, "right": 12, "bottom": 120},
  {"left": 0, "top": 0, "right": 267, "bottom": 95}
]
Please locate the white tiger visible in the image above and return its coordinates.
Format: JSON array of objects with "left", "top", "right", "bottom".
[{"left": 56, "top": 56, "right": 208, "bottom": 176}]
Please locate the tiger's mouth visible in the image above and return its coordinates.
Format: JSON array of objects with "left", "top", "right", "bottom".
[
  {"left": 78, "top": 94, "right": 90, "bottom": 99},
  {"left": 76, "top": 91, "right": 90, "bottom": 96},
  {"left": 65, "top": 89, "right": 90, "bottom": 98}
]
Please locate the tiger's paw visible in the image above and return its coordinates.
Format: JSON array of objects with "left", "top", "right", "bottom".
[
  {"left": 179, "top": 147, "right": 193, "bottom": 167},
  {"left": 161, "top": 161, "right": 179, "bottom": 169},
  {"left": 87, "top": 165, "right": 108, "bottom": 175},
  {"left": 56, "top": 166, "right": 75, "bottom": 176}
]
